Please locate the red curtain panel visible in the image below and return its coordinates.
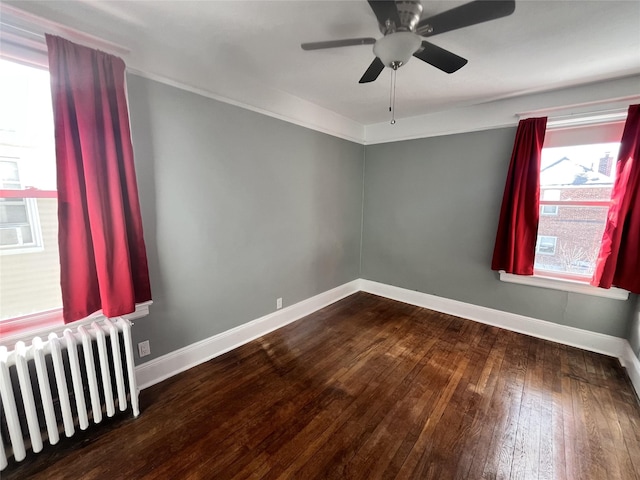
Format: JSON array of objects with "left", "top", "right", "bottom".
[
  {"left": 491, "top": 117, "right": 547, "bottom": 275},
  {"left": 46, "top": 35, "right": 152, "bottom": 323},
  {"left": 592, "top": 104, "right": 640, "bottom": 294}
]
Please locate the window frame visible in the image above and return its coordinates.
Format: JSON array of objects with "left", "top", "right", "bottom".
[
  {"left": 499, "top": 110, "right": 630, "bottom": 300},
  {"left": 0, "top": 57, "right": 61, "bottom": 328}
]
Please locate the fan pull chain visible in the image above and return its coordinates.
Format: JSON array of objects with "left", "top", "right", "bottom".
[{"left": 389, "top": 67, "right": 397, "bottom": 125}]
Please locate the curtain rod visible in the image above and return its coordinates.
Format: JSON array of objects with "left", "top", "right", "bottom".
[{"left": 0, "top": 4, "right": 130, "bottom": 55}]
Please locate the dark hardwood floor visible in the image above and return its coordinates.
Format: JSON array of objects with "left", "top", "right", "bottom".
[{"left": 5, "top": 292, "right": 640, "bottom": 479}]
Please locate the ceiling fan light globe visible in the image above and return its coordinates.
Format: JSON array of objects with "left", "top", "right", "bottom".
[{"left": 373, "top": 32, "right": 421, "bottom": 68}]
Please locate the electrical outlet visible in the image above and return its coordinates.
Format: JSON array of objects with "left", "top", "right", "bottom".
[
  {"left": 138, "top": 340, "right": 151, "bottom": 357},
  {"left": 276, "top": 297, "right": 283, "bottom": 310}
]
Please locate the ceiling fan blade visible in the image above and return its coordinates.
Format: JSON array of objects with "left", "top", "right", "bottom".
[
  {"left": 413, "top": 41, "right": 468, "bottom": 74},
  {"left": 416, "top": 0, "right": 515, "bottom": 37},
  {"left": 367, "top": 0, "right": 401, "bottom": 29},
  {"left": 359, "top": 57, "right": 385, "bottom": 83},
  {"left": 301, "top": 38, "right": 377, "bottom": 50}
]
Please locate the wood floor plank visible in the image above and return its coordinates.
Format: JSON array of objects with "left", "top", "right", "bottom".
[
  {"left": 537, "top": 340, "right": 555, "bottom": 480},
  {"left": 482, "top": 331, "right": 531, "bottom": 479},
  {"left": 412, "top": 323, "right": 499, "bottom": 480},
  {"left": 4, "top": 292, "right": 639, "bottom": 480},
  {"left": 543, "top": 340, "right": 567, "bottom": 480},
  {"left": 454, "top": 325, "right": 510, "bottom": 479}
]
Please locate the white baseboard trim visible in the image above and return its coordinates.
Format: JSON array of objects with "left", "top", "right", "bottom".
[
  {"left": 358, "top": 279, "right": 627, "bottom": 357},
  {"left": 621, "top": 342, "right": 640, "bottom": 399},
  {"left": 135, "top": 277, "right": 639, "bottom": 400},
  {"left": 359, "top": 279, "right": 639, "bottom": 397},
  {"left": 135, "top": 280, "right": 360, "bottom": 390}
]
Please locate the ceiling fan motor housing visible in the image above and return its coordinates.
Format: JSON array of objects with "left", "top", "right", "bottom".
[{"left": 392, "top": 0, "right": 424, "bottom": 33}]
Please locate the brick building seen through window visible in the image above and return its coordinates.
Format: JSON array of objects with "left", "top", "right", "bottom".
[{"left": 535, "top": 146, "right": 618, "bottom": 280}]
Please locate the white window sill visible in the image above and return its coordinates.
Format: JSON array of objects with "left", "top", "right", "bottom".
[
  {"left": 499, "top": 271, "right": 629, "bottom": 300},
  {"left": 0, "top": 301, "right": 152, "bottom": 347}
]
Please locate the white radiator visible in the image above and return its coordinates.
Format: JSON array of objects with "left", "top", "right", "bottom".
[{"left": 0, "top": 318, "right": 139, "bottom": 470}]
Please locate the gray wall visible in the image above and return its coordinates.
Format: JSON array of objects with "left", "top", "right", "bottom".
[
  {"left": 125, "top": 75, "right": 634, "bottom": 363},
  {"left": 362, "top": 127, "right": 634, "bottom": 338},
  {"left": 127, "top": 74, "right": 364, "bottom": 363}
]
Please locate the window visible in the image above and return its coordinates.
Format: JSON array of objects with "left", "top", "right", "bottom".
[
  {"left": 1, "top": 158, "right": 43, "bottom": 252},
  {"left": 535, "top": 235, "right": 557, "bottom": 255},
  {"left": 0, "top": 58, "right": 62, "bottom": 324},
  {"left": 1, "top": 36, "right": 152, "bottom": 340},
  {"left": 533, "top": 115, "right": 625, "bottom": 282}
]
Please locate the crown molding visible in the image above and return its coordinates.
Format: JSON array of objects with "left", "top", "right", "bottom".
[
  {"left": 364, "top": 75, "right": 640, "bottom": 145},
  {"left": 2, "top": 2, "right": 638, "bottom": 147}
]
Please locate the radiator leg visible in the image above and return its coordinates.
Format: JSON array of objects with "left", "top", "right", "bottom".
[
  {"left": 33, "top": 337, "right": 60, "bottom": 444},
  {"left": 15, "top": 342, "right": 43, "bottom": 453},
  {"left": 105, "top": 319, "right": 127, "bottom": 411},
  {"left": 49, "top": 333, "right": 75, "bottom": 437},
  {"left": 0, "top": 346, "right": 26, "bottom": 462},
  {"left": 93, "top": 323, "right": 115, "bottom": 417},
  {"left": 78, "top": 326, "right": 103, "bottom": 424},
  {"left": 64, "top": 329, "right": 89, "bottom": 430},
  {"left": 119, "top": 318, "right": 140, "bottom": 417}
]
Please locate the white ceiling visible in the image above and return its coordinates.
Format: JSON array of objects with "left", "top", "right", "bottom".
[{"left": 3, "top": 0, "right": 640, "bottom": 139}]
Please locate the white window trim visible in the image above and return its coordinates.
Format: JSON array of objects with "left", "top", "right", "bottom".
[
  {"left": 499, "top": 271, "right": 629, "bottom": 300},
  {"left": 0, "top": 301, "right": 152, "bottom": 347}
]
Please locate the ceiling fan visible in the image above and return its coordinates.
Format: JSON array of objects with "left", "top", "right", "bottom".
[{"left": 301, "top": 0, "right": 516, "bottom": 83}]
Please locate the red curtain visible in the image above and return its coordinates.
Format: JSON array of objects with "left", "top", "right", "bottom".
[
  {"left": 592, "top": 104, "right": 640, "bottom": 294},
  {"left": 491, "top": 117, "right": 547, "bottom": 275},
  {"left": 46, "top": 35, "right": 152, "bottom": 323}
]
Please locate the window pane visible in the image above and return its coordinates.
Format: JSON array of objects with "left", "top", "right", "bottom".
[
  {"left": 0, "top": 159, "right": 21, "bottom": 186},
  {"left": 0, "top": 198, "right": 60, "bottom": 318},
  {"left": 535, "top": 205, "right": 609, "bottom": 277},
  {"left": 540, "top": 143, "right": 618, "bottom": 201},
  {"left": 0, "top": 59, "right": 56, "bottom": 191},
  {"left": 0, "top": 59, "right": 61, "bottom": 320},
  {"left": 20, "top": 225, "right": 33, "bottom": 244},
  {"left": 0, "top": 228, "right": 19, "bottom": 246},
  {"left": 0, "top": 202, "right": 29, "bottom": 224}
]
